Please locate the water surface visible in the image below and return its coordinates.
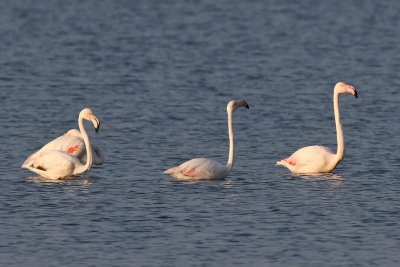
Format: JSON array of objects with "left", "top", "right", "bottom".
[{"left": 0, "top": 0, "right": 399, "bottom": 266}]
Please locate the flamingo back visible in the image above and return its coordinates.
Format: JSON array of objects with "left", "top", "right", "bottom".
[{"left": 164, "top": 158, "right": 229, "bottom": 180}]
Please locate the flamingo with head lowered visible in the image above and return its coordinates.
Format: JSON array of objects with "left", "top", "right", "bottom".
[
  {"left": 164, "top": 99, "right": 249, "bottom": 180},
  {"left": 276, "top": 82, "right": 358, "bottom": 174},
  {"left": 22, "top": 108, "right": 100, "bottom": 179}
]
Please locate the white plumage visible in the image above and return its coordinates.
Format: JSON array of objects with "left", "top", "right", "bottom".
[
  {"left": 276, "top": 82, "right": 358, "bottom": 174},
  {"left": 164, "top": 99, "right": 249, "bottom": 180},
  {"left": 22, "top": 129, "right": 103, "bottom": 167},
  {"left": 22, "top": 108, "right": 100, "bottom": 179}
]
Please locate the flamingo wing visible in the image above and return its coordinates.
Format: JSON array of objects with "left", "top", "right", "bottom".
[
  {"left": 63, "top": 129, "right": 104, "bottom": 165},
  {"left": 57, "top": 136, "right": 86, "bottom": 159}
]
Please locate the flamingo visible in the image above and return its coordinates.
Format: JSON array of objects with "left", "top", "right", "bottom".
[
  {"left": 22, "top": 108, "right": 100, "bottom": 179},
  {"left": 164, "top": 99, "right": 249, "bottom": 180},
  {"left": 276, "top": 82, "right": 358, "bottom": 174},
  {"left": 21, "top": 127, "right": 104, "bottom": 167}
]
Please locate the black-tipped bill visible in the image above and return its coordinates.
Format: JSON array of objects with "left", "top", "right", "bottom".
[
  {"left": 354, "top": 90, "right": 358, "bottom": 99},
  {"left": 95, "top": 121, "right": 100, "bottom": 133},
  {"left": 92, "top": 116, "right": 100, "bottom": 133},
  {"left": 236, "top": 99, "right": 249, "bottom": 109}
]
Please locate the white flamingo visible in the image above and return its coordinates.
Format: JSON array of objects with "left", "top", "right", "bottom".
[
  {"left": 164, "top": 99, "right": 249, "bottom": 180},
  {"left": 22, "top": 127, "right": 104, "bottom": 167},
  {"left": 22, "top": 108, "right": 100, "bottom": 179},
  {"left": 276, "top": 82, "right": 358, "bottom": 174}
]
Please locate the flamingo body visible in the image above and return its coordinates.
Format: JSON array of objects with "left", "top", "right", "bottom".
[
  {"left": 24, "top": 150, "right": 85, "bottom": 179},
  {"left": 22, "top": 108, "right": 99, "bottom": 179},
  {"left": 164, "top": 158, "right": 230, "bottom": 180},
  {"left": 164, "top": 99, "right": 249, "bottom": 180},
  {"left": 276, "top": 145, "right": 336, "bottom": 173},
  {"left": 276, "top": 82, "right": 358, "bottom": 174},
  {"left": 22, "top": 129, "right": 103, "bottom": 168}
]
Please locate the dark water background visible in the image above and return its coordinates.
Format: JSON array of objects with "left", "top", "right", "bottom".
[{"left": 1, "top": 0, "right": 399, "bottom": 266}]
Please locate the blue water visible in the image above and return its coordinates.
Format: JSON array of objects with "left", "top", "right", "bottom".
[{"left": 1, "top": 0, "right": 399, "bottom": 266}]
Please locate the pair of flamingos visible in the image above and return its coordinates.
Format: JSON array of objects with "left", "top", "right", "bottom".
[
  {"left": 22, "top": 108, "right": 104, "bottom": 179},
  {"left": 22, "top": 82, "right": 358, "bottom": 180}
]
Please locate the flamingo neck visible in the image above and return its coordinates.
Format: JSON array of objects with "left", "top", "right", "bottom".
[
  {"left": 76, "top": 115, "right": 93, "bottom": 173},
  {"left": 226, "top": 109, "right": 234, "bottom": 171},
  {"left": 334, "top": 90, "right": 344, "bottom": 163}
]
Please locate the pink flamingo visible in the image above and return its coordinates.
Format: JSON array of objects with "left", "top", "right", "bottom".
[
  {"left": 164, "top": 99, "right": 249, "bottom": 180},
  {"left": 22, "top": 108, "right": 100, "bottom": 179},
  {"left": 276, "top": 82, "right": 358, "bottom": 174}
]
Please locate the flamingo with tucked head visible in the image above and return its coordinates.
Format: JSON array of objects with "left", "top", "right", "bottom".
[
  {"left": 164, "top": 99, "right": 249, "bottom": 180},
  {"left": 276, "top": 82, "right": 358, "bottom": 174},
  {"left": 22, "top": 108, "right": 100, "bottom": 179}
]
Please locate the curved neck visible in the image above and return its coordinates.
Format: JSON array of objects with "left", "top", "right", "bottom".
[
  {"left": 334, "top": 90, "right": 344, "bottom": 162},
  {"left": 76, "top": 116, "right": 93, "bottom": 173},
  {"left": 226, "top": 109, "right": 234, "bottom": 171}
]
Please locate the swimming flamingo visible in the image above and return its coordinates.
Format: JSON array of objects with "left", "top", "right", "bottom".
[
  {"left": 22, "top": 108, "right": 99, "bottom": 179},
  {"left": 164, "top": 99, "right": 249, "bottom": 180},
  {"left": 276, "top": 82, "right": 358, "bottom": 174},
  {"left": 22, "top": 127, "right": 104, "bottom": 167}
]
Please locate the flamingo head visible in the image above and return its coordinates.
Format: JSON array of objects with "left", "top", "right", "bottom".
[
  {"left": 80, "top": 108, "right": 100, "bottom": 133},
  {"left": 227, "top": 99, "right": 250, "bottom": 113},
  {"left": 335, "top": 82, "right": 358, "bottom": 99}
]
